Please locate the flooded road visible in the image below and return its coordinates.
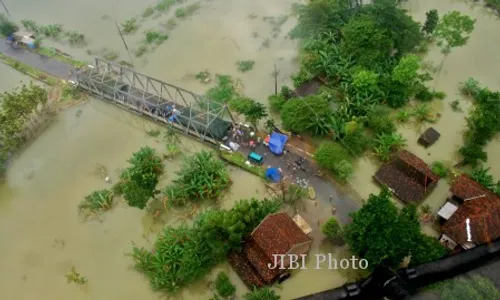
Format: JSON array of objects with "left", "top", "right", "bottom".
[{"left": 1, "top": 0, "right": 500, "bottom": 298}]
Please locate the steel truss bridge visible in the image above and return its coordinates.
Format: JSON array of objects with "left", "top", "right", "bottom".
[{"left": 75, "top": 58, "right": 235, "bottom": 145}]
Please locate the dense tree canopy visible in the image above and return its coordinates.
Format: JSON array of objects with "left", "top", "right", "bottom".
[{"left": 344, "top": 188, "right": 448, "bottom": 269}]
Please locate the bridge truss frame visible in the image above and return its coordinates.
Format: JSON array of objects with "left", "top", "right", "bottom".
[{"left": 75, "top": 57, "right": 235, "bottom": 144}]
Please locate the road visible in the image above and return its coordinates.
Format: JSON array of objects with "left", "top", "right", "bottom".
[{"left": 0, "top": 41, "right": 75, "bottom": 79}]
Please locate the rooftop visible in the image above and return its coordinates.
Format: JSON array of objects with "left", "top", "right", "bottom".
[
  {"left": 418, "top": 127, "right": 441, "bottom": 147},
  {"left": 251, "top": 212, "right": 312, "bottom": 260},
  {"left": 442, "top": 175, "right": 500, "bottom": 246},
  {"left": 374, "top": 150, "right": 439, "bottom": 203}
]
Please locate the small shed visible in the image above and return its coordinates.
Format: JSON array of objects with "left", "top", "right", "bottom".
[
  {"left": 228, "top": 212, "right": 313, "bottom": 288},
  {"left": 418, "top": 127, "right": 441, "bottom": 147}
]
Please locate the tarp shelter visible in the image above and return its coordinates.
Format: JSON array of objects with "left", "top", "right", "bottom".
[
  {"left": 175, "top": 107, "right": 232, "bottom": 141},
  {"left": 265, "top": 167, "right": 281, "bottom": 182},
  {"left": 268, "top": 132, "right": 288, "bottom": 155}
]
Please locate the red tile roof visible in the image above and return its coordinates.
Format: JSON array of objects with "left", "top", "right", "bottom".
[
  {"left": 442, "top": 175, "right": 500, "bottom": 246},
  {"left": 228, "top": 251, "right": 266, "bottom": 288},
  {"left": 244, "top": 238, "right": 282, "bottom": 283},
  {"left": 397, "top": 150, "right": 439, "bottom": 183},
  {"left": 251, "top": 213, "right": 311, "bottom": 260}
]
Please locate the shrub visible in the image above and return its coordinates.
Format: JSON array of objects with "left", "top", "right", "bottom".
[
  {"left": 341, "top": 126, "right": 372, "bottom": 156},
  {"left": 431, "top": 161, "right": 448, "bottom": 178},
  {"left": 366, "top": 106, "right": 396, "bottom": 135},
  {"left": 314, "top": 142, "right": 353, "bottom": 182},
  {"left": 163, "top": 151, "right": 231, "bottom": 206},
  {"left": 374, "top": 133, "right": 407, "bottom": 161},
  {"left": 322, "top": 217, "right": 343, "bottom": 240},
  {"left": 268, "top": 94, "right": 286, "bottom": 112},
  {"left": 214, "top": 272, "right": 236, "bottom": 298},
  {"left": 236, "top": 60, "right": 256, "bottom": 72}
]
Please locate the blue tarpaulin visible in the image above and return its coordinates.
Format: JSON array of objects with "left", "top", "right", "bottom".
[
  {"left": 268, "top": 132, "right": 288, "bottom": 155},
  {"left": 265, "top": 167, "right": 281, "bottom": 182}
]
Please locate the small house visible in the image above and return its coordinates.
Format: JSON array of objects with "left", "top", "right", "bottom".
[
  {"left": 228, "top": 212, "right": 313, "bottom": 288},
  {"left": 373, "top": 150, "right": 439, "bottom": 203},
  {"left": 418, "top": 127, "right": 441, "bottom": 148},
  {"left": 439, "top": 175, "right": 500, "bottom": 251}
]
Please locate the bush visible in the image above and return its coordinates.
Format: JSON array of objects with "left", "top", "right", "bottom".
[
  {"left": 131, "top": 198, "right": 280, "bottom": 294},
  {"left": 322, "top": 217, "right": 343, "bottom": 241},
  {"left": 314, "top": 142, "right": 353, "bottom": 182},
  {"left": 374, "top": 132, "right": 407, "bottom": 161},
  {"left": 79, "top": 189, "right": 114, "bottom": 217},
  {"left": 163, "top": 151, "right": 231, "bottom": 206},
  {"left": 341, "top": 126, "right": 372, "bottom": 156},
  {"left": 366, "top": 106, "right": 396, "bottom": 135},
  {"left": 214, "top": 272, "right": 236, "bottom": 298},
  {"left": 280, "top": 95, "right": 331, "bottom": 133},
  {"left": 431, "top": 161, "right": 448, "bottom": 178},
  {"left": 244, "top": 287, "right": 281, "bottom": 300}
]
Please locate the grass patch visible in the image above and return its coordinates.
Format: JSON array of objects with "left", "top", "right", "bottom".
[
  {"left": 0, "top": 53, "right": 59, "bottom": 85},
  {"left": 34, "top": 47, "right": 86, "bottom": 67},
  {"left": 175, "top": 4, "right": 201, "bottom": 19},
  {"left": 430, "top": 274, "right": 500, "bottom": 300},
  {"left": 134, "top": 45, "right": 148, "bottom": 57},
  {"left": 160, "top": 19, "right": 178, "bottom": 31},
  {"left": 78, "top": 189, "right": 114, "bottom": 219},
  {"left": 142, "top": 7, "right": 155, "bottom": 18},
  {"left": 219, "top": 151, "right": 266, "bottom": 178},
  {"left": 236, "top": 60, "right": 255, "bottom": 73},
  {"left": 195, "top": 70, "right": 212, "bottom": 84},
  {"left": 121, "top": 18, "right": 140, "bottom": 35},
  {"left": 146, "top": 129, "right": 161, "bottom": 137}
]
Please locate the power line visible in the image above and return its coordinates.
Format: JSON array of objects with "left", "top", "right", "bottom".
[{"left": 0, "top": 0, "right": 11, "bottom": 17}]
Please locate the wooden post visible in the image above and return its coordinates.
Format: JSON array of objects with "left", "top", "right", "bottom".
[
  {"left": 0, "top": 0, "right": 11, "bottom": 17},
  {"left": 273, "top": 64, "right": 278, "bottom": 96}
]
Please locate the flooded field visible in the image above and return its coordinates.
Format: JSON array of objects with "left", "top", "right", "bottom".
[{"left": 1, "top": 0, "right": 500, "bottom": 298}]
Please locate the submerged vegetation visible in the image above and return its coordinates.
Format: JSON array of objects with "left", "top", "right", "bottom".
[
  {"left": 236, "top": 60, "right": 256, "bottom": 73},
  {"left": 131, "top": 198, "right": 280, "bottom": 294},
  {"left": 113, "top": 147, "right": 164, "bottom": 209},
  {"left": 163, "top": 150, "right": 231, "bottom": 206},
  {"left": 458, "top": 78, "right": 500, "bottom": 166},
  {"left": 78, "top": 189, "right": 114, "bottom": 218},
  {"left": 20, "top": 19, "right": 87, "bottom": 46}
]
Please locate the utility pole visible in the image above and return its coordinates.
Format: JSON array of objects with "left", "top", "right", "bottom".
[
  {"left": 273, "top": 64, "right": 279, "bottom": 96},
  {"left": 114, "top": 20, "right": 134, "bottom": 67},
  {"left": 0, "top": 0, "right": 11, "bottom": 17}
]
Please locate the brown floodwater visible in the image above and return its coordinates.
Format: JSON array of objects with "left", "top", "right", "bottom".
[{"left": 1, "top": 0, "right": 500, "bottom": 298}]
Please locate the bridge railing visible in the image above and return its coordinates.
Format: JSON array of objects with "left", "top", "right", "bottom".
[{"left": 75, "top": 58, "right": 235, "bottom": 144}]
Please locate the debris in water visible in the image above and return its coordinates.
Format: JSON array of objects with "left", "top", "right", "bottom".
[
  {"left": 105, "top": 176, "right": 111, "bottom": 183},
  {"left": 65, "top": 266, "right": 87, "bottom": 284}
]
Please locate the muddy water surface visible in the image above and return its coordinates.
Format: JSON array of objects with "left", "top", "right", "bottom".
[{"left": 2, "top": 0, "right": 500, "bottom": 298}]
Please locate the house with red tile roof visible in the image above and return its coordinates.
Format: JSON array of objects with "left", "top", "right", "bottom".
[
  {"left": 438, "top": 174, "right": 500, "bottom": 250},
  {"left": 373, "top": 150, "right": 439, "bottom": 203},
  {"left": 228, "top": 212, "right": 312, "bottom": 288}
]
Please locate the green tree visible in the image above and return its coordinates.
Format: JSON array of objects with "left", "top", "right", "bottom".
[
  {"left": 392, "top": 55, "right": 421, "bottom": 91},
  {"left": 362, "top": 0, "right": 423, "bottom": 55},
  {"left": 344, "top": 188, "right": 447, "bottom": 269},
  {"left": 340, "top": 15, "right": 393, "bottom": 68},
  {"left": 117, "top": 147, "right": 164, "bottom": 209},
  {"left": 434, "top": 11, "right": 475, "bottom": 80},
  {"left": 229, "top": 96, "right": 268, "bottom": 128},
  {"left": 322, "top": 217, "right": 343, "bottom": 241},
  {"left": 365, "top": 105, "right": 396, "bottom": 135},
  {"left": 280, "top": 95, "right": 331, "bottom": 133},
  {"left": 214, "top": 272, "right": 236, "bottom": 298},
  {"left": 243, "top": 287, "right": 281, "bottom": 300},
  {"left": 422, "top": 9, "right": 439, "bottom": 36}
]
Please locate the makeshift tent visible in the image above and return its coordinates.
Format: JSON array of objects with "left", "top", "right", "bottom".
[
  {"left": 268, "top": 132, "right": 288, "bottom": 155},
  {"left": 175, "top": 107, "right": 232, "bottom": 141},
  {"left": 265, "top": 167, "right": 281, "bottom": 182}
]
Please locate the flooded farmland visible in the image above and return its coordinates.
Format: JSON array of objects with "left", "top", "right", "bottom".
[{"left": 1, "top": 0, "right": 500, "bottom": 299}]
